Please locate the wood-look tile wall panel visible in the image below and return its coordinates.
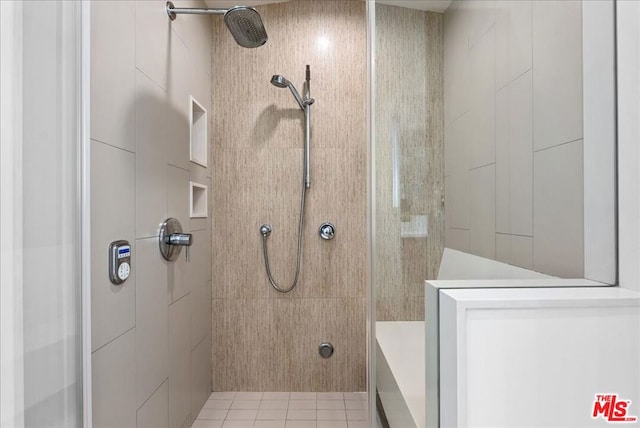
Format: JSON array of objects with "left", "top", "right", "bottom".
[
  {"left": 374, "top": 5, "right": 444, "bottom": 321},
  {"left": 211, "top": 0, "right": 367, "bottom": 391}
]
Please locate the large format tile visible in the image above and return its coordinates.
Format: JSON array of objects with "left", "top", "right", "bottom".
[
  {"left": 91, "top": 140, "right": 136, "bottom": 351},
  {"left": 495, "top": 0, "right": 532, "bottom": 90},
  {"left": 447, "top": 228, "right": 470, "bottom": 253},
  {"left": 506, "top": 0, "right": 532, "bottom": 82},
  {"left": 135, "top": 0, "right": 170, "bottom": 90},
  {"left": 496, "top": 233, "right": 511, "bottom": 264},
  {"left": 466, "top": 0, "right": 495, "bottom": 49},
  {"left": 168, "top": 165, "right": 190, "bottom": 304},
  {"left": 495, "top": 234, "right": 534, "bottom": 270},
  {"left": 533, "top": 140, "right": 584, "bottom": 277},
  {"left": 92, "top": 329, "right": 136, "bottom": 428},
  {"left": 511, "top": 235, "right": 534, "bottom": 270},
  {"left": 376, "top": 296, "right": 424, "bottom": 321},
  {"left": 468, "top": 26, "right": 496, "bottom": 170},
  {"left": 508, "top": 71, "right": 533, "bottom": 237},
  {"left": 167, "top": 30, "right": 191, "bottom": 171},
  {"left": 212, "top": 148, "right": 302, "bottom": 299},
  {"left": 495, "top": 87, "right": 509, "bottom": 234},
  {"left": 90, "top": 0, "right": 136, "bottom": 152},
  {"left": 447, "top": 113, "right": 470, "bottom": 230},
  {"left": 137, "top": 380, "right": 169, "bottom": 428},
  {"left": 450, "top": 167, "right": 470, "bottom": 231},
  {"left": 136, "top": 70, "right": 169, "bottom": 239},
  {"left": 136, "top": 237, "right": 169, "bottom": 407},
  {"left": 532, "top": 0, "right": 583, "bottom": 151},
  {"left": 191, "top": 333, "right": 212, "bottom": 425},
  {"left": 170, "top": 0, "right": 213, "bottom": 79},
  {"left": 169, "top": 295, "right": 191, "bottom": 428},
  {"left": 189, "top": 229, "right": 212, "bottom": 291},
  {"left": 443, "top": 2, "right": 470, "bottom": 122},
  {"left": 212, "top": 298, "right": 366, "bottom": 392},
  {"left": 469, "top": 165, "right": 496, "bottom": 259},
  {"left": 210, "top": 0, "right": 367, "bottom": 392},
  {"left": 190, "top": 278, "right": 211, "bottom": 351}
]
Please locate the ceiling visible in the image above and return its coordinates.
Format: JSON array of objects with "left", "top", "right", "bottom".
[{"left": 204, "top": 0, "right": 453, "bottom": 13}]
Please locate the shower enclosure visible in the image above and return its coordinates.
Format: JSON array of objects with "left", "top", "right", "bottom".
[
  {"left": 371, "top": 0, "right": 620, "bottom": 426},
  {"left": 0, "top": 1, "right": 87, "bottom": 426}
]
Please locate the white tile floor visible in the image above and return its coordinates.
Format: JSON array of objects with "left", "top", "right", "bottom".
[{"left": 192, "top": 392, "right": 370, "bottom": 428}]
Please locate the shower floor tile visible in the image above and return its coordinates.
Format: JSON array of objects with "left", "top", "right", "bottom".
[{"left": 194, "top": 392, "right": 369, "bottom": 428}]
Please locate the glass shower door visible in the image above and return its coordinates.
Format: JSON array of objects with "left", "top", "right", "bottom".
[{"left": 0, "top": 1, "right": 85, "bottom": 426}]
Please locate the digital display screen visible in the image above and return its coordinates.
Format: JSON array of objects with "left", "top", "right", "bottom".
[{"left": 119, "top": 247, "right": 130, "bottom": 255}]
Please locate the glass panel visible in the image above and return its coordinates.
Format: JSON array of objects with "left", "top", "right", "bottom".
[
  {"left": 372, "top": 0, "right": 616, "bottom": 426},
  {"left": 0, "top": 1, "right": 83, "bottom": 426},
  {"left": 374, "top": 3, "right": 444, "bottom": 321}
]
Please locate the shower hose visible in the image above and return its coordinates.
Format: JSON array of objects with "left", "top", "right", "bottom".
[{"left": 261, "top": 178, "right": 306, "bottom": 293}]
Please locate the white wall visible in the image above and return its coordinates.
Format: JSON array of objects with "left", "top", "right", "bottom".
[
  {"left": 444, "top": 0, "right": 585, "bottom": 278},
  {"left": 90, "top": 1, "right": 213, "bottom": 427},
  {"left": 618, "top": 0, "right": 640, "bottom": 293}
]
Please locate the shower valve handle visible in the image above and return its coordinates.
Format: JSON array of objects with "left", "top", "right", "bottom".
[
  {"left": 167, "top": 233, "right": 192, "bottom": 246},
  {"left": 166, "top": 232, "right": 192, "bottom": 262},
  {"left": 159, "top": 218, "right": 192, "bottom": 262}
]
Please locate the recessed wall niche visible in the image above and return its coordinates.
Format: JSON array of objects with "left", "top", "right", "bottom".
[
  {"left": 190, "top": 181, "right": 208, "bottom": 218},
  {"left": 190, "top": 95, "right": 207, "bottom": 167}
]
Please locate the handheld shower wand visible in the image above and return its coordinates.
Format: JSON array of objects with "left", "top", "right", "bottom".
[{"left": 261, "top": 66, "right": 315, "bottom": 293}]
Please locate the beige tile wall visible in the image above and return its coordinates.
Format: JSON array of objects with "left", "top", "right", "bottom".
[
  {"left": 374, "top": 5, "right": 445, "bottom": 321},
  {"left": 211, "top": 0, "right": 367, "bottom": 391},
  {"left": 444, "top": 0, "right": 585, "bottom": 277},
  {"left": 90, "top": 1, "right": 213, "bottom": 427}
]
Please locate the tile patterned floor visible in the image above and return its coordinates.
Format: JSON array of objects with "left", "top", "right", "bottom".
[{"left": 192, "top": 392, "right": 370, "bottom": 428}]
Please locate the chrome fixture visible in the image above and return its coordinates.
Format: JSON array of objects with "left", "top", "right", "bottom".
[
  {"left": 319, "top": 223, "right": 335, "bottom": 240},
  {"left": 271, "top": 65, "right": 314, "bottom": 188},
  {"left": 260, "top": 224, "right": 272, "bottom": 237},
  {"left": 159, "top": 218, "right": 193, "bottom": 262},
  {"left": 260, "top": 65, "right": 315, "bottom": 294},
  {"left": 165, "top": 1, "right": 268, "bottom": 48},
  {"left": 319, "top": 342, "right": 334, "bottom": 358}
]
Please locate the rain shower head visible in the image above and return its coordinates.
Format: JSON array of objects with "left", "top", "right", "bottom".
[
  {"left": 224, "top": 7, "right": 268, "bottom": 48},
  {"left": 166, "top": 2, "right": 268, "bottom": 49},
  {"left": 271, "top": 75, "right": 304, "bottom": 110}
]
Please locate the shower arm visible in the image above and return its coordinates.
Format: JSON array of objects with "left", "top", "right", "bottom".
[{"left": 166, "top": 2, "right": 226, "bottom": 20}]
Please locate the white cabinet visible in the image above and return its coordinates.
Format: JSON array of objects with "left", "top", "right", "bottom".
[{"left": 426, "top": 283, "right": 640, "bottom": 428}]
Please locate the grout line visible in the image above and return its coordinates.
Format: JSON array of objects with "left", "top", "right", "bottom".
[
  {"left": 91, "top": 325, "right": 135, "bottom": 354},
  {"left": 496, "top": 232, "right": 533, "bottom": 238},
  {"left": 533, "top": 137, "right": 583, "bottom": 154},
  {"left": 137, "top": 377, "right": 168, "bottom": 412},
  {"left": 469, "top": 161, "right": 496, "bottom": 172},
  {"left": 167, "top": 161, "right": 191, "bottom": 173},
  {"left": 91, "top": 138, "right": 136, "bottom": 155}
]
